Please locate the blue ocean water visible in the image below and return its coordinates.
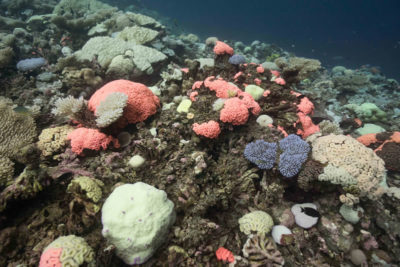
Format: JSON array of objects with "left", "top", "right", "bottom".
[{"left": 126, "top": 0, "right": 400, "bottom": 79}]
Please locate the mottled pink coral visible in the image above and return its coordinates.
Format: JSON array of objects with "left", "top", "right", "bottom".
[
  {"left": 220, "top": 97, "right": 249, "bottom": 125},
  {"left": 297, "top": 97, "right": 314, "bottom": 115},
  {"left": 274, "top": 77, "right": 286, "bottom": 85},
  {"left": 192, "top": 120, "right": 221, "bottom": 138},
  {"left": 204, "top": 76, "right": 241, "bottom": 98},
  {"left": 67, "top": 127, "right": 120, "bottom": 155},
  {"left": 181, "top": 68, "right": 189, "bottom": 73},
  {"left": 256, "top": 66, "right": 265, "bottom": 73},
  {"left": 192, "top": 81, "right": 203, "bottom": 90},
  {"left": 39, "top": 247, "right": 62, "bottom": 267},
  {"left": 277, "top": 125, "right": 289, "bottom": 137},
  {"left": 237, "top": 91, "right": 261, "bottom": 115},
  {"left": 190, "top": 91, "right": 198, "bottom": 101},
  {"left": 233, "top": 71, "right": 243, "bottom": 79},
  {"left": 254, "top": 78, "right": 261, "bottom": 85},
  {"left": 263, "top": 90, "right": 271, "bottom": 97},
  {"left": 357, "top": 133, "right": 379, "bottom": 146},
  {"left": 88, "top": 79, "right": 159, "bottom": 128},
  {"left": 270, "top": 70, "right": 280, "bottom": 77},
  {"left": 213, "top": 41, "right": 234, "bottom": 55},
  {"left": 296, "top": 112, "right": 320, "bottom": 138}
]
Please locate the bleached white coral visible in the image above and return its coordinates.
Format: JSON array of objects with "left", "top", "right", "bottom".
[
  {"left": 95, "top": 92, "right": 128, "bottom": 128},
  {"left": 52, "top": 96, "right": 86, "bottom": 119}
]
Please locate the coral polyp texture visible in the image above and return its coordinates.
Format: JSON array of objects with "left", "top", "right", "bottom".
[
  {"left": 1, "top": 1, "right": 400, "bottom": 266},
  {"left": 311, "top": 134, "right": 386, "bottom": 201},
  {"left": 244, "top": 140, "right": 277, "bottom": 169},
  {"left": 39, "top": 235, "right": 95, "bottom": 267},
  {"left": 88, "top": 79, "right": 160, "bottom": 127}
]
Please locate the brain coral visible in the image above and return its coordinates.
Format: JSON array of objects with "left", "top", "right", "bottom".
[
  {"left": 0, "top": 99, "right": 36, "bottom": 159},
  {"left": 311, "top": 134, "right": 386, "bottom": 200},
  {"left": 37, "top": 125, "right": 74, "bottom": 158},
  {"left": 39, "top": 235, "right": 95, "bottom": 267},
  {"left": 238, "top": 210, "right": 274, "bottom": 237}
]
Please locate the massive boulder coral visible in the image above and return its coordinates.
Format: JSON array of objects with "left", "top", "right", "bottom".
[
  {"left": 0, "top": 99, "right": 36, "bottom": 160},
  {"left": 275, "top": 56, "right": 321, "bottom": 82},
  {"left": 310, "top": 134, "right": 386, "bottom": 202},
  {"left": 71, "top": 36, "right": 167, "bottom": 78}
]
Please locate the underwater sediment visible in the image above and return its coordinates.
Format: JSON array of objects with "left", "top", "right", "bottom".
[{"left": 0, "top": 0, "right": 400, "bottom": 266}]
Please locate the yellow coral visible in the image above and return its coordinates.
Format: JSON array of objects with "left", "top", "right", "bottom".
[
  {"left": 239, "top": 210, "right": 274, "bottom": 237},
  {"left": 42, "top": 235, "right": 95, "bottom": 267},
  {"left": 67, "top": 176, "right": 104, "bottom": 203},
  {"left": 37, "top": 125, "right": 74, "bottom": 158}
]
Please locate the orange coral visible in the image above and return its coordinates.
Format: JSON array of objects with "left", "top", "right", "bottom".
[
  {"left": 220, "top": 97, "right": 249, "bottom": 125},
  {"left": 67, "top": 127, "right": 120, "bottom": 155},
  {"left": 215, "top": 247, "right": 235, "bottom": 263},
  {"left": 357, "top": 133, "right": 378, "bottom": 146},
  {"left": 192, "top": 120, "right": 221, "bottom": 139},
  {"left": 88, "top": 80, "right": 159, "bottom": 128},
  {"left": 213, "top": 41, "right": 234, "bottom": 55},
  {"left": 297, "top": 97, "right": 314, "bottom": 115}
]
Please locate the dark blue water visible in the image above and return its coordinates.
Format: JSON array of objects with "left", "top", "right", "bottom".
[{"left": 137, "top": 0, "right": 399, "bottom": 80}]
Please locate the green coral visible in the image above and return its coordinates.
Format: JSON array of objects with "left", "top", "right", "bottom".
[
  {"left": 345, "top": 103, "right": 387, "bottom": 123},
  {"left": 67, "top": 176, "right": 104, "bottom": 203},
  {"left": 239, "top": 210, "right": 274, "bottom": 237},
  {"left": 42, "top": 235, "right": 96, "bottom": 267}
]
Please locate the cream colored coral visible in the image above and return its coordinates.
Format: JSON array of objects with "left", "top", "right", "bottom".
[
  {"left": 95, "top": 92, "right": 128, "bottom": 128},
  {"left": 318, "top": 164, "right": 356, "bottom": 186},
  {"left": 311, "top": 134, "right": 386, "bottom": 200},
  {"left": 42, "top": 235, "right": 95, "bottom": 267},
  {"left": 37, "top": 125, "right": 74, "bottom": 157},
  {"left": 52, "top": 96, "right": 86, "bottom": 120},
  {"left": 67, "top": 176, "right": 104, "bottom": 203},
  {"left": 239, "top": 210, "right": 274, "bottom": 237},
  {"left": 0, "top": 99, "right": 36, "bottom": 159}
]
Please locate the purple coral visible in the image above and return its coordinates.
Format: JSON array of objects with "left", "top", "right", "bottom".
[
  {"left": 228, "top": 54, "right": 246, "bottom": 65},
  {"left": 244, "top": 140, "right": 277, "bottom": 169},
  {"left": 278, "top": 134, "right": 310, "bottom": 178}
]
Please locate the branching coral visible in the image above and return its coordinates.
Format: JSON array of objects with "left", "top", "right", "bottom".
[
  {"left": 52, "top": 96, "right": 87, "bottom": 121},
  {"left": 94, "top": 92, "right": 128, "bottom": 128}
]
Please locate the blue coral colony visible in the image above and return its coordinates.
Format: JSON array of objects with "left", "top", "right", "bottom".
[{"left": 0, "top": 0, "right": 399, "bottom": 266}]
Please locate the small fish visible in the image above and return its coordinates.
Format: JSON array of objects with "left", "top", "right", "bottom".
[
  {"left": 301, "top": 207, "right": 320, "bottom": 218},
  {"left": 13, "top": 106, "right": 30, "bottom": 114}
]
